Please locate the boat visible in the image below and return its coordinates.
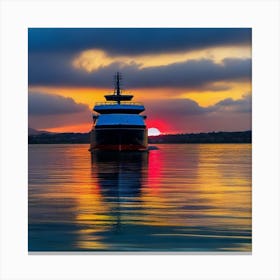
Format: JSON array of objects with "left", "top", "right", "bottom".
[{"left": 89, "top": 73, "right": 148, "bottom": 152}]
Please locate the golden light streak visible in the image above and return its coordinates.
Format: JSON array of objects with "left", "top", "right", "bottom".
[
  {"left": 28, "top": 86, "right": 184, "bottom": 107},
  {"left": 28, "top": 85, "right": 211, "bottom": 110},
  {"left": 30, "top": 80, "right": 251, "bottom": 109},
  {"left": 181, "top": 81, "right": 252, "bottom": 106}
]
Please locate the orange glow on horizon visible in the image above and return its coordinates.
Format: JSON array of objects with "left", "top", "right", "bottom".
[
  {"left": 29, "top": 81, "right": 251, "bottom": 134},
  {"left": 44, "top": 123, "right": 92, "bottom": 133}
]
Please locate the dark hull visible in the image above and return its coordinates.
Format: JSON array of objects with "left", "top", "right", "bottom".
[{"left": 89, "top": 127, "right": 148, "bottom": 151}]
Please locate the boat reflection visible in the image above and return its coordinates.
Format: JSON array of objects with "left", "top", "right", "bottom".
[
  {"left": 92, "top": 151, "right": 147, "bottom": 200},
  {"left": 89, "top": 151, "right": 148, "bottom": 234}
]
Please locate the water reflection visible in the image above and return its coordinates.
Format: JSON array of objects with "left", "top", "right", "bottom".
[
  {"left": 28, "top": 144, "right": 251, "bottom": 252},
  {"left": 94, "top": 152, "right": 147, "bottom": 230}
]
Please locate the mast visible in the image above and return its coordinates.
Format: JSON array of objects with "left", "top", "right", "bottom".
[
  {"left": 114, "top": 72, "right": 122, "bottom": 96},
  {"left": 105, "top": 72, "right": 133, "bottom": 103}
]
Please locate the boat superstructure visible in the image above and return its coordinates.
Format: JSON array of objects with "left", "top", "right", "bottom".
[{"left": 89, "top": 73, "right": 148, "bottom": 152}]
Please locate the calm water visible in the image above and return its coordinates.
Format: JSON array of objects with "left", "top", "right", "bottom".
[{"left": 28, "top": 144, "right": 251, "bottom": 252}]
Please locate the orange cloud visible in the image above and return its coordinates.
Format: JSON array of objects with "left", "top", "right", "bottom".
[{"left": 72, "top": 46, "right": 251, "bottom": 72}]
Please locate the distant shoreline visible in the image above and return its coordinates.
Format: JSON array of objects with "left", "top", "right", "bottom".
[{"left": 28, "top": 131, "right": 251, "bottom": 144}]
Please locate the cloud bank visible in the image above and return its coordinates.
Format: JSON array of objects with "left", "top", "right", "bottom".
[
  {"left": 29, "top": 28, "right": 251, "bottom": 55},
  {"left": 29, "top": 56, "right": 251, "bottom": 90},
  {"left": 28, "top": 92, "right": 89, "bottom": 115}
]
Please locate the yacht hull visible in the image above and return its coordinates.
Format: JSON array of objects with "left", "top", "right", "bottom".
[{"left": 90, "top": 127, "right": 148, "bottom": 152}]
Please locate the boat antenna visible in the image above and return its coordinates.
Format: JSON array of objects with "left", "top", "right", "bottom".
[{"left": 114, "top": 72, "right": 122, "bottom": 96}]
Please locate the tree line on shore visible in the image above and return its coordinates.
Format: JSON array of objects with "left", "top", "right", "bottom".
[{"left": 28, "top": 131, "right": 251, "bottom": 144}]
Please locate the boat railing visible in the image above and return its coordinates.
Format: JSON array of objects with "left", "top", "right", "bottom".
[{"left": 95, "top": 101, "right": 144, "bottom": 106}]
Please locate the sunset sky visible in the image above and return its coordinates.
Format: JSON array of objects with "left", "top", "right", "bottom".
[{"left": 28, "top": 28, "right": 252, "bottom": 134}]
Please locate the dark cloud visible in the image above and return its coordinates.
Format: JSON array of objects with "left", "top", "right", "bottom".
[
  {"left": 146, "top": 94, "right": 251, "bottom": 117},
  {"left": 28, "top": 28, "right": 251, "bottom": 55},
  {"left": 123, "top": 58, "right": 251, "bottom": 88},
  {"left": 28, "top": 92, "right": 89, "bottom": 115},
  {"left": 28, "top": 92, "right": 92, "bottom": 130},
  {"left": 212, "top": 94, "right": 252, "bottom": 113},
  {"left": 29, "top": 54, "right": 251, "bottom": 89},
  {"left": 146, "top": 98, "right": 208, "bottom": 117},
  {"left": 145, "top": 94, "right": 251, "bottom": 132}
]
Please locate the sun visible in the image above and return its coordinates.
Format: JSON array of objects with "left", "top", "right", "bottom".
[{"left": 148, "top": 127, "right": 161, "bottom": 136}]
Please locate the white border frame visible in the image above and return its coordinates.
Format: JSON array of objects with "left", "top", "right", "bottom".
[{"left": 1, "top": 0, "right": 279, "bottom": 279}]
